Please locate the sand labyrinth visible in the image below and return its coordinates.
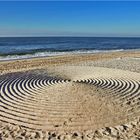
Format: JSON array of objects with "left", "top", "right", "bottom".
[{"left": 0, "top": 70, "right": 140, "bottom": 131}]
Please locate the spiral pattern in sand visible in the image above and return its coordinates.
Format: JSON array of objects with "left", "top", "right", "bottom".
[{"left": 0, "top": 70, "right": 140, "bottom": 131}]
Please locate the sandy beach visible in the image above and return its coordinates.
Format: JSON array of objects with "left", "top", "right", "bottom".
[{"left": 0, "top": 50, "right": 140, "bottom": 140}]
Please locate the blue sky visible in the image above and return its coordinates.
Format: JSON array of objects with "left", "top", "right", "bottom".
[{"left": 0, "top": 1, "right": 140, "bottom": 37}]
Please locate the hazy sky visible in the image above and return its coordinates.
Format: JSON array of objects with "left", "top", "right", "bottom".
[{"left": 0, "top": 1, "right": 140, "bottom": 37}]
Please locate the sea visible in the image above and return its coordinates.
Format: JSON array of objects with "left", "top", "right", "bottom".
[{"left": 0, "top": 37, "right": 140, "bottom": 61}]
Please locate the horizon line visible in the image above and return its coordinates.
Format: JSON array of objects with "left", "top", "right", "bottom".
[{"left": 0, "top": 36, "right": 140, "bottom": 38}]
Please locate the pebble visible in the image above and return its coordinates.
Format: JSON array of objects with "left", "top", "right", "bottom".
[
  {"left": 0, "top": 118, "right": 140, "bottom": 140},
  {"left": 109, "top": 127, "right": 118, "bottom": 137}
]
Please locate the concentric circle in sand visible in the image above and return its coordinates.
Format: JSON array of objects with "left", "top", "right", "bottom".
[{"left": 0, "top": 66, "right": 140, "bottom": 132}]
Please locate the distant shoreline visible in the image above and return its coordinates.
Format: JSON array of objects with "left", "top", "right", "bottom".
[
  {"left": 0, "top": 49, "right": 140, "bottom": 62},
  {"left": 1, "top": 37, "right": 140, "bottom": 61}
]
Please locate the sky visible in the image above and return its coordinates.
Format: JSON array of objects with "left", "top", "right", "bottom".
[{"left": 0, "top": 1, "right": 140, "bottom": 37}]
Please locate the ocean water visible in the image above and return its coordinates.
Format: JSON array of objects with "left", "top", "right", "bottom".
[{"left": 0, "top": 37, "right": 140, "bottom": 61}]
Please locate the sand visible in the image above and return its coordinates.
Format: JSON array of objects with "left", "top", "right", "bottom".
[{"left": 0, "top": 50, "right": 140, "bottom": 140}]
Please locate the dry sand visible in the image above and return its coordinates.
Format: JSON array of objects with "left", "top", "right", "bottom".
[{"left": 0, "top": 51, "right": 140, "bottom": 140}]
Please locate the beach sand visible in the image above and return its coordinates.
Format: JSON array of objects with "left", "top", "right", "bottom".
[{"left": 0, "top": 51, "right": 140, "bottom": 140}]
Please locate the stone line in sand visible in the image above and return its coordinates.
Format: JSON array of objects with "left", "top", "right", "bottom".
[{"left": 0, "top": 66, "right": 140, "bottom": 133}]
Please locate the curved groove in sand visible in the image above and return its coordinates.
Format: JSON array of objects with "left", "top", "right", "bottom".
[{"left": 0, "top": 70, "right": 140, "bottom": 131}]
